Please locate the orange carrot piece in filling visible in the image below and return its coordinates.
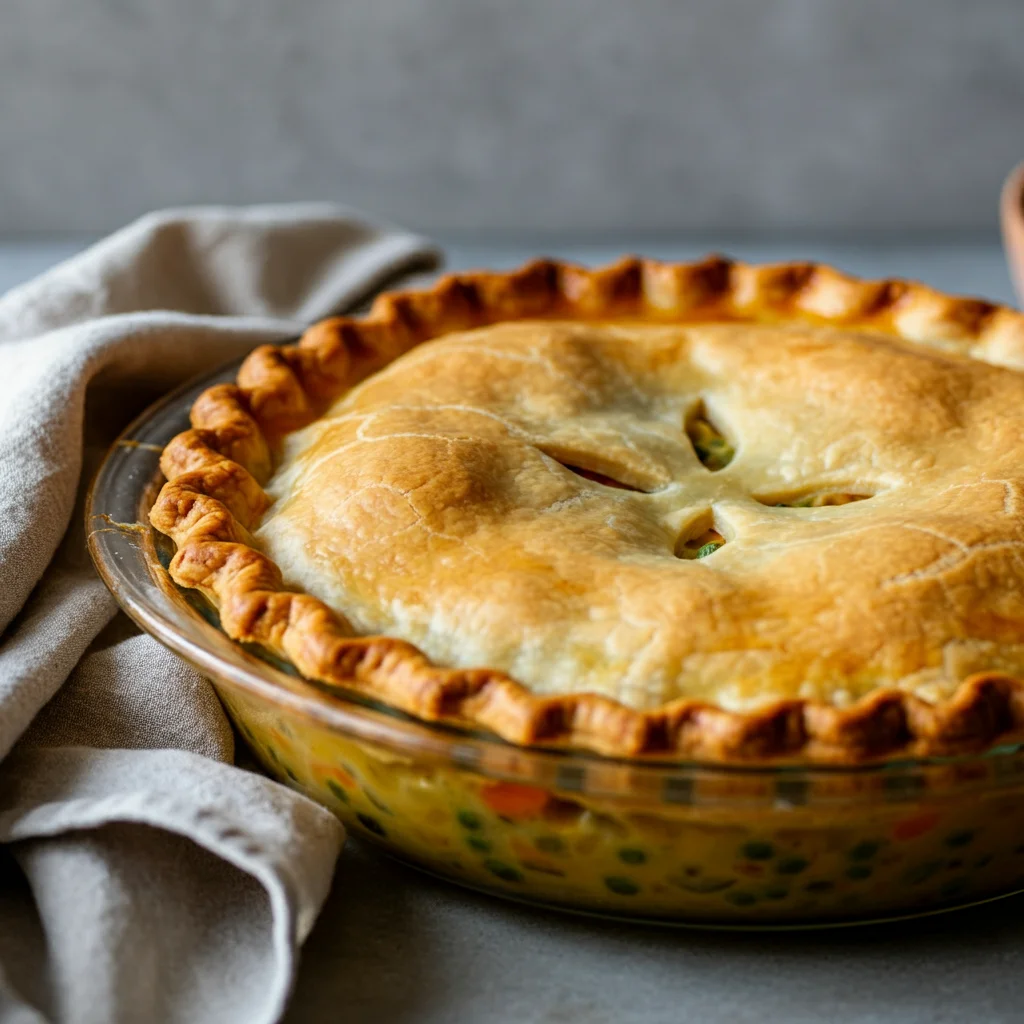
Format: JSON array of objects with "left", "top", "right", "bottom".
[
  {"left": 892, "top": 812, "right": 940, "bottom": 841},
  {"left": 480, "top": 782, "right": 551, "bottom": 818}
]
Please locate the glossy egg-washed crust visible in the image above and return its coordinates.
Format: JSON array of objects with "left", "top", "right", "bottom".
[{"left": 150, "top": 256, "right": 1024, "bottom": 763}]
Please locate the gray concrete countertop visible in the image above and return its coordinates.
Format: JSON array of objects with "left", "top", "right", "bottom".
[
  {"left": 292, "top": 842, "right": 1024, "bottom": 1024},
  {"left": 4, "top": 238, "right": 1023, "bottom": 1024}
]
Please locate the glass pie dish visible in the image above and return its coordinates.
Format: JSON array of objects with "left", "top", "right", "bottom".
[{"left": 88, "top": 356, "right": 1024, "bottom": 929}]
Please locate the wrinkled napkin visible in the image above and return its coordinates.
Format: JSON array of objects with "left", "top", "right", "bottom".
[{"left": 0, "top": 205, "right": 440, "bottom": 1024}]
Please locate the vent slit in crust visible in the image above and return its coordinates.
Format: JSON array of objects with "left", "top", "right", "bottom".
[
  {"left": 685, "top": 402, "right": 735, "bottom": 471},
  {"left": 759, "top": 490, "right": 876, "bottom": 509},
  {"left": 675, "top": 526, "right": 726, "bottom": 560},
  {"left": 673, "top": 509, "right": 728, "bottom": 560},
  {"left": 559, "top": 464, "right": 648, "bottom": 492}
]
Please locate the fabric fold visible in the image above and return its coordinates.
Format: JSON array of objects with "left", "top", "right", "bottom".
[
  {"left": 1, "top": 748, "right": 343, "bottom": 1024},
  {"left": 0, "top": 204, "right": 441, "bottom": 1024}
]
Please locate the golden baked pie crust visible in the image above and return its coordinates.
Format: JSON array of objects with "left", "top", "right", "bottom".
[{"left": 150, "top": 257, "right": 1024, "bottom": 763}]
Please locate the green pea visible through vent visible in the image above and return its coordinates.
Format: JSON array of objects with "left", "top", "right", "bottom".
[
  {"left": 676, "top": 527, "right": 726, "bottom": 560},
  {"left": 764, "top": 491, "right": 873, "bottom": 509},
  {"left": 686, "top": 403, "right": 734, "bottom": 471}
]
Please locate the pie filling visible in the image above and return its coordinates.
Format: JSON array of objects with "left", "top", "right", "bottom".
[
  {"left": 676, "top": 527, "right": 726, "bottom": 560},
  {"left": 769, "top": 491, "right": 873, "bottom": 508},
  {"left": 686, "top": 405, "right": 735, "bottom": 471},
  {"left": 227, "top": 688, "right": 1024, "bottom": 922}
]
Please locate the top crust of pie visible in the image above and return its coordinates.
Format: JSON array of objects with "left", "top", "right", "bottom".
[{"left": 150, "top": 257, "right": 1024, "bottom": 763}]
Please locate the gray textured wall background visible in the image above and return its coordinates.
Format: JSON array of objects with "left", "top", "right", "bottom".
[{"left": 2, "top": 0, "right": 1024, "bottom": 236}]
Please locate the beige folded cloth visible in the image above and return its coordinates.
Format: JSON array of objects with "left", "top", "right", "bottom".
[{"left": 0, "top": 205, "right": 440, "bottom": 1024}]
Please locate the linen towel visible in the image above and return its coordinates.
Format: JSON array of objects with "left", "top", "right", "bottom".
[{"left": 0, "top": 205, "right": 441, "bottom": 1024}]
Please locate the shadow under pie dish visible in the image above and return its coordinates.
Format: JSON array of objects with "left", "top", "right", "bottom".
[{"left": 106, "top": 255, "right": 1024, "bottom": 925}]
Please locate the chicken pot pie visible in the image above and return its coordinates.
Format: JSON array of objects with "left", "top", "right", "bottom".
[{"left": 150, "top": 257, "right": 1024, "bottom": 763}]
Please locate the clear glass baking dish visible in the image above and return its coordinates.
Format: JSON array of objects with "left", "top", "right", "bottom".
[{"left": 87, "top": 357, "right": 1024, "bottom": 928}]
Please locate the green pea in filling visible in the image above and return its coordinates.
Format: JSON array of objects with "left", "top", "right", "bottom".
[
  {"left": 604, "top": 876, "right": 641, "bottom": 895},
  {"left": 485, "top": 860, "right": 524, "bottom": 883},
  {"left": 688, "top": 415, "right": 735, "bottom": 471},
  {"left": 677, "top": 528, "right": 726, "bottom": 560},
  {"left": 774, "top": 492, "right": 871, "bottom": 509},
  {"left": 618, "top": 848, "right": 647, "bottom": 865},
  {"left": 325, "top": 779, "right": 350, "bottom": 804}
]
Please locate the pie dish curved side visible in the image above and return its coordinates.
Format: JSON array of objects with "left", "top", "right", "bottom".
[{"left": 149, "top": 256, "right": 1024, "bottom": 763}]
